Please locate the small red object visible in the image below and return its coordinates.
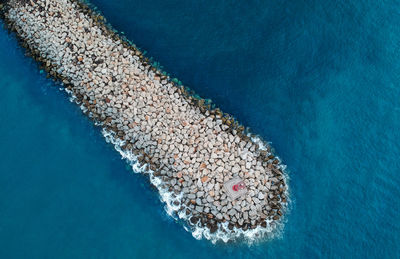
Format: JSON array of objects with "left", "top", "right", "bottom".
[{"left": 232, "top": 181, "right": 246, "bottom": 192}]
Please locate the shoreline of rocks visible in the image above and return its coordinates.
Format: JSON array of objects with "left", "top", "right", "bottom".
[{"left": 1, "top": 0, "right": 289, "bottom": 242}]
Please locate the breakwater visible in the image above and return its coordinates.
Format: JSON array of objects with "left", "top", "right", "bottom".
[{"left": 0, "top": 0, "right": 288, "bottom": 242}]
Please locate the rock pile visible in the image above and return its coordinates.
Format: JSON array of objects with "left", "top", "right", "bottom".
[{"left": 1, "top": 0, "right": 288, "bottom": 241}]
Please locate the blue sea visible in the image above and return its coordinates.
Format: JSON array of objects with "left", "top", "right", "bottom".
[{"left": 1, "top": 0, "right": 400, "bottom": 257}]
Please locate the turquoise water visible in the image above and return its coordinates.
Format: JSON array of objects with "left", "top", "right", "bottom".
[{"left": 1, "top": 0, "right": 400, "bottom": 257}]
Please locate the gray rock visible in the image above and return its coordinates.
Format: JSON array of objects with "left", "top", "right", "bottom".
[
  {"left": 232, "top": 165, "right": 240, "bottom": 174},
  {"left": 228, "top": 209, "right": 236, "bottom": 216},
  {"left": 197, "top": 191, "right": 204, "bottom": 197},
  {"left": 253, "top": 197, "right": 260, "bottom": 204}
]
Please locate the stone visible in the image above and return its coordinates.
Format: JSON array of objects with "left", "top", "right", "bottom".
[
  {"left": 261, "top": 221, "right": 267, "bottom": 228},
  {"left": 190, "top": 217, "right": 199, "bottom": 224},
  {"left": 253, "top": 197, "right": 260, "bottom": 204},
  {"left": 209, "top": 224, "right": 218, "bottom": 233},
  {"left": 197, "top": 191, "right": 204, "bottom": 197},
  {"left": 229, "top": 208, "right": 238, "bottom": 216},
  {"left": 196, "top": 206, "right": 204, "bottom": 213},
  {"left": 228, "top": 223, "right": 234, "bottom": 230},
  {"left": 232, "top": 165, "right": 240, "bottom": 174}
]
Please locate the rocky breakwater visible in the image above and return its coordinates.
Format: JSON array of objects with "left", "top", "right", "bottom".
[{"left": 0, "top": 0, "right": 288, "bottom": 242}]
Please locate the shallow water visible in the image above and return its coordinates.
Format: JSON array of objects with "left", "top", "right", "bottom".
[{"left": 1, "top": 0, "right": 400, "bottom": 257}]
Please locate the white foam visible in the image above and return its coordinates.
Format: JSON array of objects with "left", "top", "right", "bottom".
[
  {"left": 98, "top": 126, "right": 291, "bottom": 244},
  {"left": 60, "top": 81, "right": 290, "bottom": 244}
]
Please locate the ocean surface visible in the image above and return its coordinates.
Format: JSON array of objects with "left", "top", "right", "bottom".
[{"left": 1, "top": 0, "right": 400, "bottom": 257}]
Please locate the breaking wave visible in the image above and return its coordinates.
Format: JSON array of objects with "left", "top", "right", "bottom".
[{"left": 99, "top": 125, "right": 290, "bottom": 244}]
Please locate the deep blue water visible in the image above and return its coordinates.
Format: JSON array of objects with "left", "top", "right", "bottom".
[{"left": 1, "top": 0, "right": 400, "bottom": 257}]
